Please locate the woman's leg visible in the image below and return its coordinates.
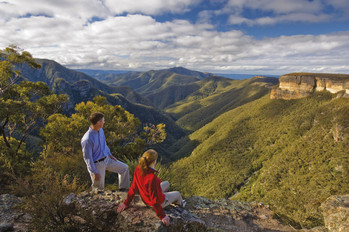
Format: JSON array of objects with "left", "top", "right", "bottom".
[
  {"left": 160, "top": 181, "right": 170, "bottom": 192},
  {"left": 161, "top": 191, "right": 183, "bottom": 208}
]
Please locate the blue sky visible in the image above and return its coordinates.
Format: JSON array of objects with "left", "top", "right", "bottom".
[{"left": 1, "top": 0, "right": 349, "bottom": 75}]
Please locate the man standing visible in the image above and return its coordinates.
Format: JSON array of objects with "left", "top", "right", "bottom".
[{"left": 81, "top": 112, "right": 130, "bottom": 191}]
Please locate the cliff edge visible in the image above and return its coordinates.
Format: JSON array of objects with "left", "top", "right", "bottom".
[
  {"left": 2, "top": 192, "right": 349, "bottom": 231},
  {"left": 1, "top": 191, "right": 293, "bottom": 232},
  {"left": 271, "top": 73, "right": 349, "bottom": 99}
]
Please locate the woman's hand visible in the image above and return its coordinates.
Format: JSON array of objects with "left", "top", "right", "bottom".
[
  {"left": 117, "top": 203, "right": 126, "bottom": 213},
  {"left": 162, "top": 215, "right": 170, "bottom": 226}
]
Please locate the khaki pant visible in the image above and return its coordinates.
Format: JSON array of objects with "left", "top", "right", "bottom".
[
  {"left": 160, "top": 181, "right": 183, "bottom": 208},
  {"left": 89, "top": 156, "right": 130, "bottom": 190}
]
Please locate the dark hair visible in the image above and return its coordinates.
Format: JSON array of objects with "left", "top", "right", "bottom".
[
  {"left": 89, "top": 112, "right": 104, "bottom": 125},
  {"left": 139, "top": 149, "right": 158, "bottom": 175}
]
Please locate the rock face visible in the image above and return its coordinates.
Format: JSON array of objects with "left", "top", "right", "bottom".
[
  {"left": 72, "top": 80, "right": 92, "bottom": 98},
  {"left": 0, "top": 191, "right": 294, "bottom": 232},
  {"left": 320, "top": 195, "right": 349, "bottom": 232},
  {"left": 185, "top": 196, "right": 294, "bottom": 232},
  {"left": 62, "top": 192, "right": 296, "bottom": 232},
  {"left": 0, "top": 194, "right": 30, "bottom": 232},
  {"left": 3, "top": 192, "right": 349, "bottom": 232},
  {"left": 271, "top": 73, "right": 349, "bottom": 99},
  {"left": 63, "top": 191, "right": 206, "bottom": 232}
]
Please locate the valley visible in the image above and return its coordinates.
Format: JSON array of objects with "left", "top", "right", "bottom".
[{"left": 3, "top": 56, "right": 349, "bottom": 229}]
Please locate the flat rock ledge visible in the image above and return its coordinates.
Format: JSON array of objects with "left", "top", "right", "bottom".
[
  {"left": 2, "top": 192, "right": 349, "bottom": 231},
  {"left": 64, "top": 191, "right": 296, "bottom": 232},
  {"left": 185, "top": 196, "right": 294, "bottom": 232},
  {"left": 63, "top": 190, "right": 206, "bottom": 232}
]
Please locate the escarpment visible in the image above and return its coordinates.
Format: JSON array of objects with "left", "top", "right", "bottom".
[{"left": 271, "top": 73, "right": 349, "bottom": 99}]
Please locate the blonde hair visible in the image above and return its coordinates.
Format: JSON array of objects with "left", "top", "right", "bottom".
[{"left": 139, "top": 149, "right": 158, "bottom": 175}]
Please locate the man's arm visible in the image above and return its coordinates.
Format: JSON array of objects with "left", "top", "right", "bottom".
[
  {"left": 82, "top": 140, "right": 97, "bottom": 174},
  {"left": 101, "top": 128, "right": 117, "bottom": 161},
  {"left": 105, "top": 140, "right": 116, "bottom": 161}
]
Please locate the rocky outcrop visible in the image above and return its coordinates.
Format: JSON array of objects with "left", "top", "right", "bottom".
[
  {"left": 62, "top": 191, "right": 206, "bottom": 232},
  {"left": 0, "top": 194, "right": 30, "bottom": 232},
  {"left": 185, "top": 196, "right": 294, "bottom": 232},
  {"left": 72, "top": 80, "right": 92, "bottom": 98},
  {"left": 320, "top": 195, "right": 349, "bottom": 232},
  {"left": 0, "top": 191, "right": 294, "bottom": 232},
  {"left": 300, "top": 194, "right": 349, "bottom": 232},
  {"left": 3, "top": 192, "right": 349, "bottom": 232},
  {"left": 271, "top": 73, "right": 349, "bottom": 99}
]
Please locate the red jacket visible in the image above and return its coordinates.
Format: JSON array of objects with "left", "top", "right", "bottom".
[{"left": 124, "top": 166, "right": 166, "bottom": 219}]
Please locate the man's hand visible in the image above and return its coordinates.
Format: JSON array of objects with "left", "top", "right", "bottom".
[
  {"left": 117, "top": 203, "right": 126, "bottom": 213},
  {"left": 94, "top": 173, "right": 101, "bottom": 181},
  {"left": 110, "top": 155, "right": 118, "bottom": 162},
  {"left": 162, "top": 216, "right": 170, "bottom": 226}
]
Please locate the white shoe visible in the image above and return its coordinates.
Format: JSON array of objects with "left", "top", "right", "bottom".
[{"left": 182, "top": 200, "right": 186, "bottom": 208}]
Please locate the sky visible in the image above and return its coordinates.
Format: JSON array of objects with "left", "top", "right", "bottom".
[{"left": 1, "top": 0, "right": 349, "bottom": 75}]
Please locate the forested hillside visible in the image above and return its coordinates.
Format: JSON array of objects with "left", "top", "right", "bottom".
[
  {"left": 15, "top": 59, "right": 187, "bottom": 149},
  {"left": 165, "top": 92, "right": 349, "bottom": 228},
  {"left": 2, "top": 46, "right": 348, "bottom": 230},
  {"left": 165, "top": 76, "right": 278, "bottom": 131},
  {"left": 18, "top": 59, "right": 153, "bottom": 106},
  {"left": 92, "top": 67, "right": 278, "bottom": 134},
  {"left": 21, "top": 61, "right": 277, "bottom": 156},
  {"left": 93, "top": 67, "right": 212, "bottom": 95}
]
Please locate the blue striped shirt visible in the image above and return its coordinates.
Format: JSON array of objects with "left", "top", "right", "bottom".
[{"left": 81, "top": 127, "right": 111, "bottom": 174}]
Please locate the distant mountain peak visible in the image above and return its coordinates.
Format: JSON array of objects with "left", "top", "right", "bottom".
[
  {"left": 169, "top": 66, "right": 191, "bottom": 72},
  {"left": 167, "top": 66, "right": 213, "bottom": 79}
]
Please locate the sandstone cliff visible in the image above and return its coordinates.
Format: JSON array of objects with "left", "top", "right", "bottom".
[{"left": 271, "top": 73, "right": 349, "bottom": 99}]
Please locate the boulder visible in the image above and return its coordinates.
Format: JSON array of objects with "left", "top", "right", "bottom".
[{"left": 320, "top": 195, "right": 349, "bottom": 232}]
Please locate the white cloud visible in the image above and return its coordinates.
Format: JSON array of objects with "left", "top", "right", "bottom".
[
  {"left": 324, "top": 0, "right": 349, "bottom": 18},
  {"left": 0, "top": 0, "right": 348, "bottom": 75},
  {"left": 225, "top": 0, "right": 343, "bottom": 25},
  {"left": 0, "top": 0, "right": 109, "bottom": 22},
  {"left": 3, "top": 13, "right": 348, "bottom": 74},
  {"left": 228, "top": 15, "right": 252, "bottom": 25},
  {"left": 226, "top": 0, "right": 323, "bottom": 14},
  {"left": 197, "top": 10, "right": 214, "bottom": 24},
  {"left": 236, "top": 13, "right": 332, "bottom": 26},
  {"left": 104, "top": 0, "right": 200, "bottom": 15}
]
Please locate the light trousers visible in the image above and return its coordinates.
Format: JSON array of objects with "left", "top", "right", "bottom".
[
  {"left": 89, "top": 156, "right": 130, "bottom": 190},
  {"left": 160, "top": 181, "right": 183, "bottom": 207}
]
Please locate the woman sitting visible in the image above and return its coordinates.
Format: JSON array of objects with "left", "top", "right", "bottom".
[{"left": 117, "top": 149, "right": 185, "bottom": 226}]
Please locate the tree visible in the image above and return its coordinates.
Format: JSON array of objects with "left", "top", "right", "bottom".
[
  {"left": 0, "top": 45, "right": 41, "bottom": 95},
  {"left": 40, "top": 96, "right": 166, "bottom": 186},
  {"left": 0, "top": 46, "right": 68, "bottom": 188}
]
